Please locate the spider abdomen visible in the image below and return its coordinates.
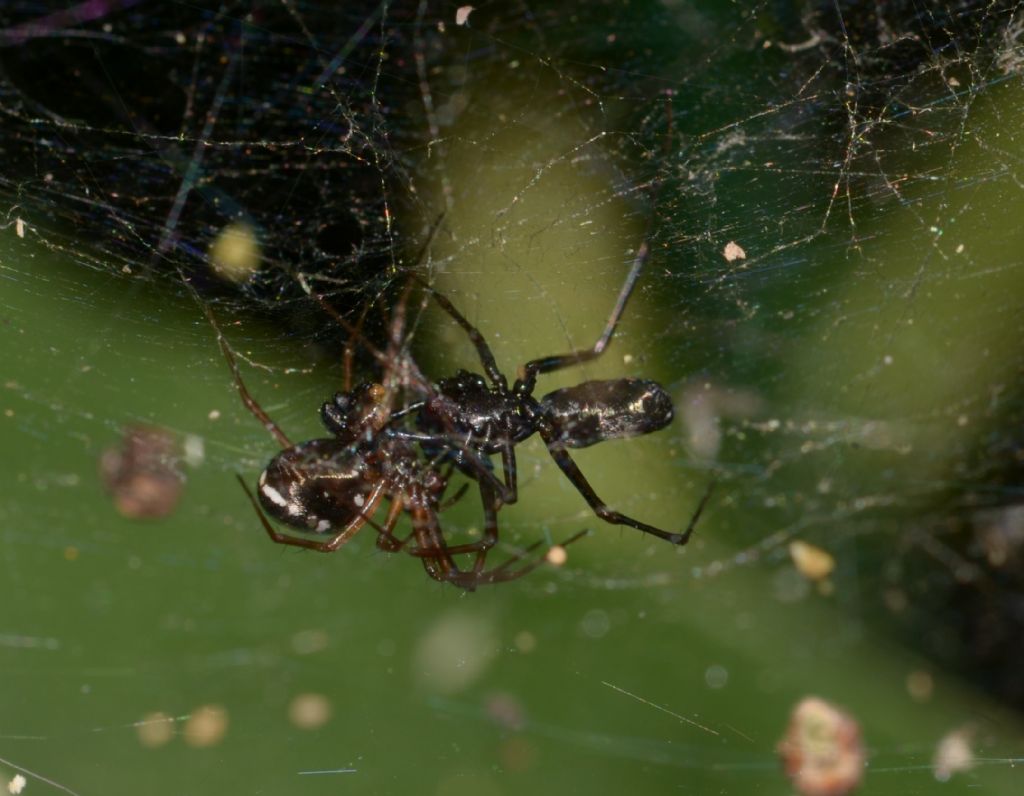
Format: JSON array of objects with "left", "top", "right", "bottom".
[
  {"left": 258, "top": 438, "right": 379, "bottom": 532},
  {"left": 540, "top": 379, "right": 674, "bottom": 449}
]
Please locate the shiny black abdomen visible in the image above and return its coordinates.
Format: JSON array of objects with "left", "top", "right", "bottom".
[{"left": 540, "top": 379, "right": 673, "bottom": 449}]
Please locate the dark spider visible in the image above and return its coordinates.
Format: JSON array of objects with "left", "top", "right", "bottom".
[
  {"left": 202, "top": 285, "right": 583, "bottom": 589},
  {"left": 394, "top": 239, "right": 714, "bottom": 547}
]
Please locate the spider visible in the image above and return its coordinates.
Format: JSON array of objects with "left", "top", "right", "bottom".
[
  {"left": 398, "top": 238, "right": 714, "bottom": 548},
  {"left": 202, "top": 283, "right": 582, "bottom": 589}
]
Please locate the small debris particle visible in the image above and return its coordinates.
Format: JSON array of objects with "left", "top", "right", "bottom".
[
  {"left": 137, "top": 711, "right": 175, "bottom": 748},
  {"left": 289, "top": 693, "right": 333, "bottom": 730},
  {"left": 182, "top": 434, "right": 205, "bottom": 467},
  {"left": 546, "top": 545, "right": 568, "bottom": 566},
  {"left": 208, "top": 221, "right": 261, "bottom": 283},
  {"left": 455, "top": 5, "right": 474, "bottom": 26},
  {"left": 413, "top": 612, "right": 497, "bottom": 694},
  {"left": 183, "top": 704, "right": 229, "bottom": 748},
  {"left": 679, "top": 380, "right": 762, "bottom": 459},
  {"left": 580, "top": 609, "right": 610, "bottom": 639},
  {"left": 906, "top": 669, "right": 934, "bottom": 702},
  {"left": 704, "top": 664, "right": 729, "bottom": 689},
  {"left": 208, "top": 409, "right": 221, "bottom": 421},
  {"left": 290, "top": 628, "right": 329, "bottom": 655},
  {"left": 976, "top": 504, "right": 1024, "bottom": 568},
  {"left": 933, "top": 726, "right": 975, "bottom": 782},
  {"left": 99, "top": 425, "right": 185, "bottom": 519},
  {"left": 789, "top": 541, "right": 835, "bottom": 582},
  {"left": 498, "top": 736, "right": 537, "bottom": 773},
  {"left": 777, "top": 696, "right": 865, "bottom": 796},
  {"left": 485, "top": 691, "right": 527, "bottom": 731},
  {"left": 723, "top": 241, "right": 746, "bottom": 261},
  {"left": 8, "top": 774, "right": 26, "bottom": 795}
]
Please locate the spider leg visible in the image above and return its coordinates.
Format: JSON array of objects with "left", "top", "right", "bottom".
[
  {"left": 514, "top": 241, "right": 650, "bottom": 396},
  {"left": 297, "top": 276, "right": 436, "bottom": 405},
  {"left": 421, "top": 284, "right": 508, "bottom": 390},
  {"left": 408, "top": 504, "right": 467, "bottom": 587},
  {"left": 492, "top": 528, "right": 590, "bottom": 577},
  {"left": 499, "top": 441, "right": 518, "bottom": 505},
  {"left": 235, "top": 475, "right": 368, "bottom": 551},
  {"left": 342, "top": 300, "right": 373, "bottom": 392},
  {"left": 196, "top": 300, "right": 293, "bottom": 449},
  {"left": 470, "top": 478, "right": 499, "bottom": 574},
  {"left": 448, "top": 528, "right": 591, "bottom": 589},
  {"left": 387, "top": 400, "right": 427, "bottom": 422},
  {"left": 404, "top": 485, "right": 591, "bottom": 590},
  {"left": 374, "top": 478, "right": 468, "bottom": 554},
  {"left": 458, "top": 441, "right": 516, "bottom": 506},
  {"left": 402, "top": 481, "right": 495, "bottom": 557},
  {"left": 401, "top": 481, "right": 498, "bottom": 581},
  {"left": 539, "top": 432, "right": 713, "bottom": 546},
  {"left": 297, "top": 215, "right": 448, "bottom": 404},
  {"left": 388, "top": 429, "right": 517, "bottom": 506},
  {"left": 372, "top": 496, "right": 408, "bottom": 553},
  {"left": 438, "top": 481, "right": 469, "bottom": 511}
]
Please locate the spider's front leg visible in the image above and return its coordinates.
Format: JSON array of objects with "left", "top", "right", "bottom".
[{"left": 512, "top": 241, "right": 651, "bottom": 397}]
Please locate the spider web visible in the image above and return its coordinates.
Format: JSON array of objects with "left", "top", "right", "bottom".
[{"left": 2, "top": 1, "right": 1024, "bottom": 794}]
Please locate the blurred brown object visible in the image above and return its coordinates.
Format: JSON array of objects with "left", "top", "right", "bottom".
[
  {"left": 777, "top": 696, "right": 865, "bottom": 796},
  {"left": 100, "top": 425, "right": 185, "bottom": 519}
]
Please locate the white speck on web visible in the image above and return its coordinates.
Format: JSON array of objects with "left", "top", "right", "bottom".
[{"left": 723, "top": 241, "right": 746, "bottom": 261}]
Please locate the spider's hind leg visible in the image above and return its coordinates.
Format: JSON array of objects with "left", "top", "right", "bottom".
[{"left": 540, "top": 435, "right": 713, "bottom": 546}]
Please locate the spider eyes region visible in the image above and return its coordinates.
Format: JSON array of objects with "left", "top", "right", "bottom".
[{"left": 320, "top": 381, "right": 389, "bottom": 440}]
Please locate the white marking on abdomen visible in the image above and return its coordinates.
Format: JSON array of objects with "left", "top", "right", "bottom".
[{"left": 260, "top": 483, "right": 289, "bottom": 509}]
